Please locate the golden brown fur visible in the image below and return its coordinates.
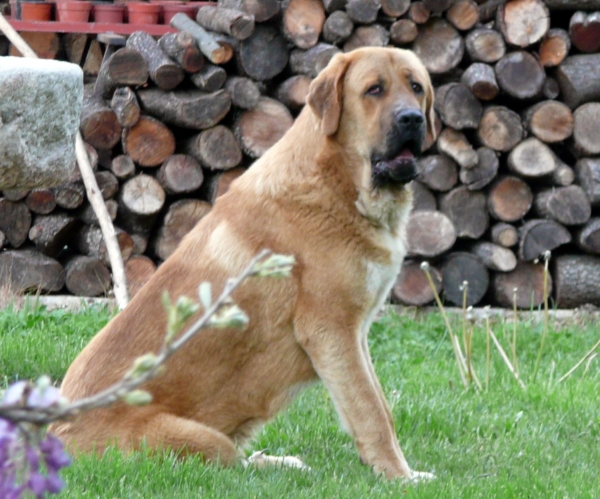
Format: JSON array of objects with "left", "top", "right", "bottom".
[{"left": 51, "top": 47, "right": 436, "bottom": 479}]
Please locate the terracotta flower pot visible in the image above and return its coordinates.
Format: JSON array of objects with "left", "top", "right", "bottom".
[
  {"left": 20, "top": 1, "right": 53, "bottom": 21},
  {"left": 127, "top": 2, "right": 161, "bottom": 25},
  {"left": 92, "top": 2, "right": 125, "bottom": 23},
  {"left": 56, "top": 1, "right": 92, "bottom": 22},
  {"left": 162, "top": 2, "right": 196, "bottom": 24}
]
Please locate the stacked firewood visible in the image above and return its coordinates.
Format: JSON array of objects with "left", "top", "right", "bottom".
[{"left": 2, "top": 0, "right": 600, "bottom": 309}]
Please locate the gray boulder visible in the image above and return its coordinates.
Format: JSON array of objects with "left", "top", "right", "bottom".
[{"left": 0, "top": 57, "right": 83, "bottom": 189}]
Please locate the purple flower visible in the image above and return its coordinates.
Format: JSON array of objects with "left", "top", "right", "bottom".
[
  {"left": 40, "top": 435, "right": 71, "bottom": 471},
  {"left": 45, "top": 472, "right": 65, "bottom": 494},
  {"left": 28, "top": 471, "right": 47, "bottom": 497},
  {"left": 26, "top": 446, "right": 40, "bottom": 471},
  {"left": 27, "top": 386, "right": 62, "bottom": 409},
  {"left": 2, "top": 382, "right": 28, "bottom": 405}
]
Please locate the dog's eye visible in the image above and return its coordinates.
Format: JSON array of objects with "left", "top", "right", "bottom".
[
  {"left": 411, "top": 81, "right": 424, "bottom": 94},
  {"left": 366, "top": 84, "right": 383, "bottom": 97}
]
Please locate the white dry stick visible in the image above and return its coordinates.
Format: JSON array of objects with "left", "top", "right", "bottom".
[
  {"left": 0, "top": 13, "right": 129, "bottom": 309},
  {"left": 558, "top": 337, "right": 600, "bottom": 383},
  {"left": 488, "top": 329, "right": 526, "bottom": 390}
]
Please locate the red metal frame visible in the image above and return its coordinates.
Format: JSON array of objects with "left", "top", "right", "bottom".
[{"left": 7, "top": 19, "right": 178, "bottom": 36}]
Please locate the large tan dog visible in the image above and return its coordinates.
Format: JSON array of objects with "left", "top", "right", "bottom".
[{"left": 52, "top": 47, "right": 436, "bottom": 480}]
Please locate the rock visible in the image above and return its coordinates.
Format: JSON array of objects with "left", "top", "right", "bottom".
[{"left": 0, "top": 57, "right": 83, "bottom": 189}]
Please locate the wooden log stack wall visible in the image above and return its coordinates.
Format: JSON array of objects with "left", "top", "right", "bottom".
[{"left": 4, "top": 0, "right": 600, "bottom": 309}]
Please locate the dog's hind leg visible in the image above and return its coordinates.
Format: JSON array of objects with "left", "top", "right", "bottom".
[{"left": 140, "top": 413, "right": 239, "bottom": 465}]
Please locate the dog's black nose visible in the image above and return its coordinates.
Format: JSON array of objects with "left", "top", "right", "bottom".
[{"left": 395, "top": 109, "right": 425, "bottom": 130}]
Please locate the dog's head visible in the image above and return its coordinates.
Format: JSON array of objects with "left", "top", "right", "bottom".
[{"left": 307, "top": 47, "right": 436, "bottom": 188}]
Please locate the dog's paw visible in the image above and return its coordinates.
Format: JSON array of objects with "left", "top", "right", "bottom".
[
  {"left": 406, "top": 470, "right": 436, "bottom": 483},
  {"left": 245, "top": 450, "right": 311, "bottom": 471}
]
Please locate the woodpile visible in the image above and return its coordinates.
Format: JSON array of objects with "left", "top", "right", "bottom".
[{"left": 3, "top": 0, "right": 600, "bottom": 309}]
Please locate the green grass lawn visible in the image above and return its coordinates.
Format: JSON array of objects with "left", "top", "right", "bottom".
[{"left": 1, "top": 304, "right": 599, "bottom": 498}]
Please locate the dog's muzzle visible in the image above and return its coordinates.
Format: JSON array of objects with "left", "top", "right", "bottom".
[{"left": 372, "top": 108, "right": 426, "bottom": 186}]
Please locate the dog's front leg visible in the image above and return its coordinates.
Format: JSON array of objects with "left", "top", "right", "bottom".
[{"left": 295, "top": 319, "right": 412, "bottom": 479}]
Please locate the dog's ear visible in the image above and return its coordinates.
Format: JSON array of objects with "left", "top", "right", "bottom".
[
  {"left": 424, "top": 77, "right": 437, "bottom": 143},
  {"left": 307, "top": 54, "right": 351, "bottom": 136}
]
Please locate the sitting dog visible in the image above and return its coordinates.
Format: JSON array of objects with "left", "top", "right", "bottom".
[{"left": 51, "top": 47, "right": 436, "bottom": 480}]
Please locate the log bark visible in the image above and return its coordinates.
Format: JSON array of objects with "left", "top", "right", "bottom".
[
  {"left": 423, "top": 0, "right": 454, "bottom": 12},
  {"left": 533, "top": 185, "right": 591, "bottom": 226},
  {"left": 237, "top": 25, "right": 289, "bottom": 80},
  {"left": 572, "top": 103, "right": 600, "bottom": 156},
  {"left": 507, "top": 138, "right": 556, "bottom": 178},
  {"left": 125, "top": 255, "right": 157, "bottom": 298},
  {"left": 170, "top": 13, "right": 234, "bottom": 65},
  {"left": 411, "top": 181, "right": 437, "bottom": 212},
  {"left": 436, "top": 128, "right": 478, "bottom": 170},
  {"left": 234, "top": 97, "right": 294, "bottom": 158},
  {"left": 495, "top": 51, "right": 546, "bottom": 100},
  {"left": 491, "top": 261, "right": 551, "bottom": 309},
  {"left": 122, "top": 116, "right": 176, "bottom": 167},
  {"left": 434, "top": 82, "right": 482, "bottom": 130},
  {"left": 196, "top": 5, "right": 255, "bottom": 40},
  {"left": 126, "top": 31, "right": 184, "bottom": 91},
  {"left": 523, "top": 100, "right": 574, "bottom": 143},
  {"left": 542, "top": 77, "right": 560, "bottom": 100},
  {"left": 343, "top": 25, "right": 389, "bottom": 52},
  {"left": 556, "top": 54, "right": 600, "bottom": 109},
  {"left": 218, "top": 0, "right": 280, "bottom": 22},
  {"left": 346, "top": 0, "right": 380, "bottom": 24},
  {"left": 477, "top": 106, "right": 523, "bottom": 152},
  {"left": 381, "top": 0, "right": 410, "bottom": 17},
  {"left": 290, "top": 43, "right": 340, "bottom": 77},
  {"left": 199, "top": 167, "right": 247, "bottom": 204},
  {"left": 0, "top": 249, "right": 64, "bottom": 293},
  {"left": 156, "top": 155, "right": 204, "bottom": 194},
  {"left": 415, "top": 154, "right": 458, "bottom": 192},
  {"left": 275, "top": 75, "right": 311, "bottom": 112},
  {"left": 412, "top": 19, "right": 464, "bottom": 74},
  {"left": 9, "top": 32, "right": 60, "bottom": 59},
  {"left": 1, "top": 190, "right": 29, "bottom": 202},
  {"left": 190, "top": 64, "right": 227, "bottom": 91},
  {"left": 82, "top": 39, "right": 103, "bottom": 76},
  {"left": 439, "top": 186, "right": 489, "bottom": 239},
  {"left": 465, "top": 27, "right": 506, "bottom": 63},
  {"left": 408, "top": 1, "right": 431, "bottom": 23},
  {"left": 151, "top": 199, "right": 212, "bottom": 260},
  {"left": 75, "top": 225, "right": 134, "bottom": 267},
  {"left": 555, "top": 255, "right": 600, "bottom": 308},
  {"left": 137, "top": 88, "right": 231, "bottom": 130},
  {"left": 323, "top": 11, "right": 354, "bottom": 44},
  {"left": 539, "top": 28, "right": 570, "bottom": 67},
  {"left": 94, "top": 48, "right": 149, "bottom": 99},
  {"left": 569, "top": 11, "right": 600, "bottom": 53},
  {"left": 183, "top": 125, "right": 242, "bottom": 170},
  {"left": 53, "top": 182, "right": 85, "bottom": 210},
  {"left": 407, "top": 211, "right": 456, "bottom": 257},
  {"left": 25, "top": 189, "right": 56, "bottom": 215},
  {"left": 471, "top": 241, "right": 517, "bottom": 272},
  {"left": 575, "top": 158, "right": 600, "bottom": 206},
  {"left": 442, "top": 252, "right": 489, "bottom": 306},
  {"left": 389, "top": 19, "right": 418, "bottom": 45},
  {"left": 110, "top": 87, "right": 141, "bottom": 128},
  {"left": 64, "top": 33, "right": 87, "bottom": 66},
  {"left": 95, "top": 171, "right": 119, "bottom": 200},
  {"left": 158, "top": 32, "right": 204, "bottom": 73},
  {"left": 488, "top": 176, "right": 533, "bottom": 222},
  {"left": 547, "top": 154, "right": 575, "bottom": 187},
  {"left": 576, "top": 218, "right": 600, "bottom": 254},
  {"left": 392, "top": 260, "right": 441, "bottom": 306},
  {"left": 518, "top": 219, "right": 572, "bottom": 261},
  {"left": 544, "top": 0, "right": 600, "bottom": 9},
  {"left": 77, "top": 199, "right": 118, "bottom": 226},
  {"left": 282, "top": 0, "right": 325, "bottom": 49},
  {"left": 496, "top": 0, "right": 550, "bottom": 48},
  {"left": 459, "top": 147, "right": 499, "bottom": 190},
  {"left": 491, "top": 222, "right": 518, "bottom": 248},
  {"left": 224, "top": 76, "right": 261, "bottom": 109},
  {"left": 117, "top": 174, "right": 166, "bottom": 235},
  {"left": 110, "top": 155, "right": 136, "bottom": 180},
  {"left": 64, "top": 255, "right": 112, "bottom": 297},
  {"left": 447, "top": 0, "right": 480, "bottom": 31},
  {"left": 80, "top": 89, "right": 122, "bottom": 150},
  {"left": 28, "top": 214, "right": 78, "bottom": 258},
  {"left": 460, "top": 63, "right": 499, "bottom": 101}
]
